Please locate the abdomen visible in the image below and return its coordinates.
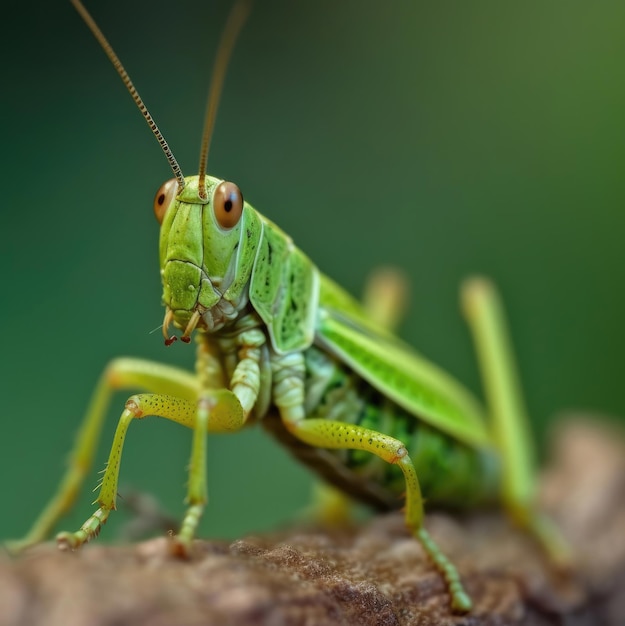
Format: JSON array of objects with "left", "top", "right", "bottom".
[{"left": 263, "top": 345, "right": 500, "bottom": 511}]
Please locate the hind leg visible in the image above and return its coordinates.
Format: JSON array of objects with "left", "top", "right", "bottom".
[{"left": 462, "top": 277, "right": 571, "bottom": 567}]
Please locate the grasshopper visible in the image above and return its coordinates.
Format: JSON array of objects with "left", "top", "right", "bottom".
[{"left": 9, "top": 0, "right": 571, "bottom": 614}]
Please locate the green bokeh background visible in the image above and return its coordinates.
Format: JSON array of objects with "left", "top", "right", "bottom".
[{"left": 2, "top": 1, "right": 625, "bottom": 543}]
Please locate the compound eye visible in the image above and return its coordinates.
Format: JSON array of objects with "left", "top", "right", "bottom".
[
  {"left": 153, "top": 178, "right": 178, "bottom": 224},
  {"left": 213, "top": 181, "right": 244, "bottom": 229}
]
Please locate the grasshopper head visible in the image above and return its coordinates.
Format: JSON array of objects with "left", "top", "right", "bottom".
[
  {"left": 71, "top": 0, "right": 255, "bottom": 345},
  {"left": 155, "top": 174, "right": 262, "bottom": 344}
]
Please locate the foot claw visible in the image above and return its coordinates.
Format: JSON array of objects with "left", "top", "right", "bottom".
[
  {"left": 56, "top": 532, "right": 78, "bottom": 551},
  {"left": 169, "top": 536, "right": 192, "bottom": 559}
]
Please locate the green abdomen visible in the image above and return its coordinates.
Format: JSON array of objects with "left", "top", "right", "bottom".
[{"left": 264, "top": 345, "right": 500, "bottom": 511}]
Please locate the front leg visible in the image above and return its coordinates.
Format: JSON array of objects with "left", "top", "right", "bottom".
[
  {"left": 171, "top": 388, "right": 247, "bottom": 555},
  {"left": 45, "top": 327, "right": 266, "bottom": 554},
  {"left": 6, "top": 358, "right": 199, "bottom": 553},
  {"left": 56, "top": 389, "right": 245, "bottom": 551},
  {"left": 170, "top": 327, "right": 267, "bottom": 555}
]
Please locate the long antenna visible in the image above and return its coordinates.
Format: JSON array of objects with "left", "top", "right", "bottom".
[
  {"left": 71, "top": 0, "right": 186, "bottom": 189},
  {"left": 197, "top": 0, "right": 252, "bottom": 200}
]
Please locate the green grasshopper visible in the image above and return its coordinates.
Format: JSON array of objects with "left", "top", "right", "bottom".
[{"left": 9, "top": 0, "right": 571, "bottom": 614}]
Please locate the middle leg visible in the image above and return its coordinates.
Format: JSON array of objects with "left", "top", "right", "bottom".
[{"left": 283, "top": 414, "right": 473, "bottom": 613}]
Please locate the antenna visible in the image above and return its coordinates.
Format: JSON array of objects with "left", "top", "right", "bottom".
[
  {"left": 71, "top": 0, "right": 186, "bottom": 188},
  {"left": 197, "top": 0, "right": 252, "bottom": 200}
]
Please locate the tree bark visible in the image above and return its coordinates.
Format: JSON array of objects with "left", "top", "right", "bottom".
[{"left": 1, "top": 417, "right": 624, "bottom": 626}]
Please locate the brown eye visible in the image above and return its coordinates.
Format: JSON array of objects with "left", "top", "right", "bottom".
[
  {"left": 153, "top": 178, "right": 178, "bottom": 224},
  {"left": 213, "top": 181, "right": 243, "bottom": 229}
]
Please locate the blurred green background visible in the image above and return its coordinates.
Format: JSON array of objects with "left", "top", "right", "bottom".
[{"left": 2, "top": 1, "right": 625, "bottom": 543}]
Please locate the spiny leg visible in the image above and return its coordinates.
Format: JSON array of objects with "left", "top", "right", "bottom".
[
  {"left": 6, "top": 358, "right": 198, "bottom": 553},
  {"left": 462, "top": 277, "right": 571, "bottom": 567},
  {"left": 56, "top": 389, "right": 245, "bottom": 551},
  {"left": 56, "top": 393, "right": 196, "bottom": 550},
  {"left": 283, "top": 415, "right": 473, "bottom": 614},
  {"left": 167, "top": 329, "right": 262, "bottom": 555}
]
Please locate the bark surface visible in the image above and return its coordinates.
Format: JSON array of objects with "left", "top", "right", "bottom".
[{"left": 1, "top": 418, "right": 624, "bottom": 626}]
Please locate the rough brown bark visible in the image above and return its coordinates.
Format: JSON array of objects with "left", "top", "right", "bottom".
[{"left": 1, "top": 418, "right": 624, "bottom": 626}]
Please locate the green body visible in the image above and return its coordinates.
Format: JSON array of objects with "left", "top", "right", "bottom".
[
  {"left": 10, "top": 173, "right": 571, "bottom": 614},
  {"left": 160, "top": 174, "right": 499, "bottom": 511},
  {"left": 9, "top": 2, "right": 571, "bottom": 616}
]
